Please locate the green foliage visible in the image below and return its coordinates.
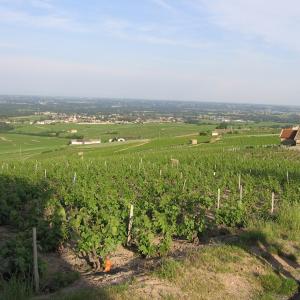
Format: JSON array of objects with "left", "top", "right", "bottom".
[
  {"left": 216, "top": 204, "right": 246, "bottom": 227},
  {"left": 259, "top": 273, "right": 298, "bottom": 297},
  {"left": 216, "top": 122, "right": 228, "bottom": 129},
  {"left": 0, "top": 233, "right": 46, "bottom": 279},
  {"left": 260, "top": 274, "right": 282, "bottom": 293},
  {"left": 0, "top": 122, "right": 14, "bottom": 132},
  {"left": 277, "top": 202, "right": 300, "bottom": 239},
  {"left": 0, "top": 276, "right": 32, "bottom": 300},
  {"left": 280, "top": 278, "right": 298, "bottom": 296}
]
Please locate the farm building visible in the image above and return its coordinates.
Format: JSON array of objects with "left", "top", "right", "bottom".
[
  {"left": 70, "top": 139, "right": 101, "bottom": 145},
  {"left": 190, "top": 139, "right": 198, "bottom": 145},
  {"left": 280, "top": 126, "right": 300, "bottom": 146},
  {"left": 212, "top": 129, "right": 228, "bottom": 137},
  {"left": 109, "top": 137, "right": 126, "bottom": 143},
  {"left": 69, "top": 129, "right": 78, "bottom": 134}
]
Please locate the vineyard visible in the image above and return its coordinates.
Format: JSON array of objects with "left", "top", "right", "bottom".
[{"left": 1, "top": 131, "right": 300, "bottom": 280}]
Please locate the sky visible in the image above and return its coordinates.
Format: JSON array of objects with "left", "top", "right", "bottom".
[{"left": 0, "top": 0, "right": 300, "bottom": 105}]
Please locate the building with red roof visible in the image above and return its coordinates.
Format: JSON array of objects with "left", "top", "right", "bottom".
[{"left": 280, "top": 127, "right": 300, "bottom": 146}]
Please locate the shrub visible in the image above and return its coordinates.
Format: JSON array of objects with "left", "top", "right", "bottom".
[{"left": 216, "top": 204, "right": 246, "bottom": 227}]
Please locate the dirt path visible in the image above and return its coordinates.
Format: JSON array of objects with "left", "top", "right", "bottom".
[
  {"left": 175, "top": 133, "right": 198, "bottom": 138},
  {"left": 0, "top": 136, "right": 12, "bottom": 142},
  {"left": 114, "top": 140, "right": 150, "bottom": 153}
]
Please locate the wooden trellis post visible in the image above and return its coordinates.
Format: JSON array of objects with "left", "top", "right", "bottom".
[
  {"left": 217, "top": 188, "right": 221, "bottom": 209},
  {"left": 32, "top": 227, "right": 39, "bottom": 293},
  {"left": 240, "top": 185, "right": 243, "bottom": 202},
  {"left": 73, "top": 172, "right": 77, "bottom": 184},
  {"left": 271, "top": 192, "right": 275, "bottom": 214},
  {"left": 182, "top": 179, "right": 187, "bottom": 191},
  {"left": 127, "top": 205, "right": 134, "bottom": 245},
  {"left": 238, "top": 174, "right": 241, "bottom": 191}
]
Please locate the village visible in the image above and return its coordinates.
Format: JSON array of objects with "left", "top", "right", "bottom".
[{"left": 30, "top": 112, "right": 183, "bottom": 125}]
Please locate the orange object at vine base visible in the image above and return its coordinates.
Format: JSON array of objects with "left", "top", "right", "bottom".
[{"left": 104, "top": 259, "right": 112, "bottom": 272}]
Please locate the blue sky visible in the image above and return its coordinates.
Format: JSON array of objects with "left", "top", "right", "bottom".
[{"left": 0, "top": 0, "right": 300, "bottom": 104}]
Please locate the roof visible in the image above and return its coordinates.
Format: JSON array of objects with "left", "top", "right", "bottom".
[{"left": 280, "top": 128, "right": 297, "bottom": 140}]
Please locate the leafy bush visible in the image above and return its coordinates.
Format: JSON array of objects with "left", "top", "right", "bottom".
[
  {"left": 0, "top": 233, "right": 46, "bottom": 279},
  {"left": 216, "top": 204, "right": 246, "bottom": 227}
]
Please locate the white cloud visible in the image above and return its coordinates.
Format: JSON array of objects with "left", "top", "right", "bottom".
[
  {"left": 103, "top": 17, "right": 210, "bottom": 48},
  {"left": 198, "top": 0, "right": 300, "bottom": 52},
  {"left": 30, "top": 0, "right": 54, "bottom": 10},
  {"left": 0, "top": 0, "right": 53, "bottom": 9},
  {"left": 0, "top": 0, "right": 86, "bottom": 32},
  {"left": 150, "top": 0, "right": 176, "bottom": 12},
  {"left": 0, "top": 7, "right": 86, "bottom": 32},
  {"left": 0, "top": 42, "right": 17, "bottom": 48}
]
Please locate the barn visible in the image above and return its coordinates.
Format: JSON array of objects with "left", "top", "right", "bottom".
[
  {"left": 280, "top": 127, "right": 299, "bottom": 146},
  {"left": 212, "top": 129, "right": 228, "bottom": 137}
]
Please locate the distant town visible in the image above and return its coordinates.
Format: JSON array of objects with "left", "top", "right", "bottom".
[{"left": 0, "top": 95, "right": 300, "bottom": 126}]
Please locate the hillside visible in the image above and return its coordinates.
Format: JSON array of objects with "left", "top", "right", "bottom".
[{"left": 1, "top": 123, "right": 300, "bottom": 300}]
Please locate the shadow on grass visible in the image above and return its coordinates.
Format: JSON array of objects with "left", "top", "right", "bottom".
[{"left": 223, "top": 229, "right": 300, "bottom": 300}]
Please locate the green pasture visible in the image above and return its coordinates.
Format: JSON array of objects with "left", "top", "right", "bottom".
[
  {"left": 12, "top": 122, "right": 214, "bottom": 141},
  {"left": 0, "top": 122, "right": 282, "bottom": 161},
  {"left": 0, "top": 133, "right": 68, "bottom": 160}
]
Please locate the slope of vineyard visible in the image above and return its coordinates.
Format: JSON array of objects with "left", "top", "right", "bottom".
[{"left": 0, "top": 128, "right": 300, "bottom": 299}]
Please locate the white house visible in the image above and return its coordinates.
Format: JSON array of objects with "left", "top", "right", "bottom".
[
  {"left": 69, "top": 129, "right": 78, "bottom": 134},
  {"left": 109, "top": 137, "right": 126, "bottom": 143}
]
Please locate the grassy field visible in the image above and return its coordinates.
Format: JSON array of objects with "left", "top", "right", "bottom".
[
  {"left": 0, "top": 122, "right": 281, "bottom": 161},
  {"left": 0, "top": 123, "right": 213, "bottom": 160},
  {"left": 0, "top": 133, "right": 68, "bottom": 160},
  {"left": 12, "top": 122, "right": 212, "bottom": 140}
]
